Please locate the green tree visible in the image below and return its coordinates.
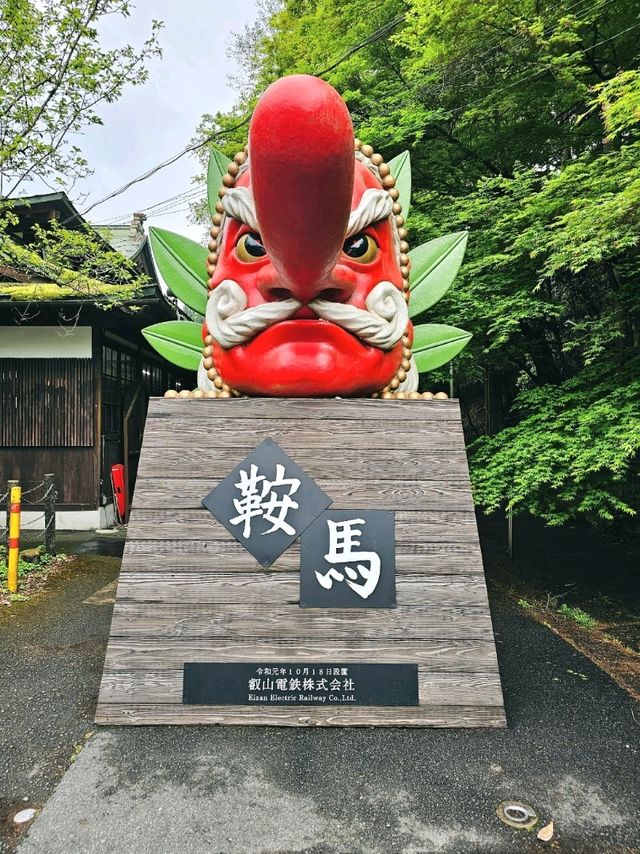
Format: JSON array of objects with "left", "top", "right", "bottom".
[
  {"left": 0, "top": 213, "right": 149, "bottom": 307},
  {"left": 0, "top": 0, "right": 162, "bottom": 197},
  {"left": 192, "top": 0, "right": 640, "bottom": 525}
]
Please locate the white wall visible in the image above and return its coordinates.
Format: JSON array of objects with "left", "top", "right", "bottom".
[
  {"left": 0, "top": 326, "right": 92, "bottom": 358},
  {"left": 0, "top": 504, "right": 115, "bottom": 531}
]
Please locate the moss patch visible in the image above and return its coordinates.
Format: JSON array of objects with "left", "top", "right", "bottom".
[{"left": 1, "top": 280, "right": 140, "bottom": 301}]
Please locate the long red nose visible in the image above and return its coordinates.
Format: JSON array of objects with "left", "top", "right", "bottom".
[{"left": 249, "top": 75, "right": 354, "bottom": 303}]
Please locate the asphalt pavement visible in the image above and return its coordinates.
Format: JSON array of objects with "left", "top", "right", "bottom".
[
  {"left": 0, "top": 554, "right": 121, "bottom": 853},
  {"left": 3, "top": 558, "right": 638, "bottom": 854}
]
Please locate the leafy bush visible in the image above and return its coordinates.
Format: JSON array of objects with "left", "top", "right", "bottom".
[{"left": 470, "top": 355, "right": 640, "bottom": 526}]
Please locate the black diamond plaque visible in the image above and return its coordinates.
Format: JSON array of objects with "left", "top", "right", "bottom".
[
  {"left": 300, "top": 509, "right": 396, "bottom": 608},
  {"left": 201, "top": 438, "right": 332, "bottom": 568}
]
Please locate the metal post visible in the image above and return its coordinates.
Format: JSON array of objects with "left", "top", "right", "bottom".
[
  {"left": 44, "top": 473, "right": 56, "bottom": 555},
  {"left": 5, "top": 480, "right": 18, "bottom": 551},
  {"left": 507, "top": 505, "right": 513, "bottom": 559},
  {"left": 7, "top": 485, "right": 21, "bottom": 593}
]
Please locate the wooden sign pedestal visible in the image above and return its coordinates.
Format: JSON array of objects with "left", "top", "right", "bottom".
[{"left": 96, "top": 398, "right": 505, "bottom": 727}]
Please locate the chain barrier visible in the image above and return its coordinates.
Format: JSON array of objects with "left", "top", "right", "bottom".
[
  {"left": 20, "top": 480, "right": 49, "bottom": 506},
  {"left": 20, "top": 513, "right": 46, "bottom": 528}
]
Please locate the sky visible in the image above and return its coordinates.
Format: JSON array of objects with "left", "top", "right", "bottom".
[{"left": 46, "top": 0, "right": 260, "bottom": 242}]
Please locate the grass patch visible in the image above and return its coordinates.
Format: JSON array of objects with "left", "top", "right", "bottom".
[
  {"left": 557, "top": 603, "right": 598, "bottom": 629},
  {"left": 0, "top": 545, "right": 70, "bottom": 604}
]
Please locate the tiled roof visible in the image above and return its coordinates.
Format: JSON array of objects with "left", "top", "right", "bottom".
[{"left": 94, "top": 224, "right": 146, "bottom": 260}]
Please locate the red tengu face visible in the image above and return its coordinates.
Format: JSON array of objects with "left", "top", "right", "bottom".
[{"left": 205, "top": 75, "right": 412, "bottom": 397}]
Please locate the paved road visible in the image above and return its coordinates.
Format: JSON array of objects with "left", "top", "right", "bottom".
[{"left": 4, "top": 563, "right": 638, "bottom": 854}]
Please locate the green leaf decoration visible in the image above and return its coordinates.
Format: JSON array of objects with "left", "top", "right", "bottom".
[
  {"left": 149, "top": 227, "right": 208, "bottom": 317},
  {"left": 208, "top": 147, "right": 233, "bottom": 218},
  {"left": 408, "top": 231, "right": 468, "bottom": 318},
  {"left": 412, "top": 323, "right": 472, "bottom": 373},
  {"left": 387, "top": 150, "right": 411, "bottom": 218},
  {"left": 141, "top": 321, "right": 203, "bottom": 372}
]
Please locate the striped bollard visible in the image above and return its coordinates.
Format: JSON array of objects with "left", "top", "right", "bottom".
[{"left": 7, "top": 486, "right": 21, "bottom": 593}]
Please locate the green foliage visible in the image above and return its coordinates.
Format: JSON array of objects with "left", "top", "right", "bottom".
[
  {"left": 0, "top": 545, "right": 56, "bottom": 587},
  {"left": 192, "top": 0, "right": 640, "bottom": 524},
  {"left": 586, "top": 71, "right": 640, "bottom": 142},
  {"left": 470, "top": 356, "right": 640, "bottom": 525},
  {"left": 141, "top": 320, "right": 203, "bottom": 371},
  {"left": 0, "top": 214, "right": 148, "bottom": 306},
  {"left": 0, "top": 0, "right": 162, "bottom": 196},
  {"left": 558, "top": 604, "right": 598, "bottom": 628},
  {"left": 149, "top": 227, "right": 208, "bottom": 317}
]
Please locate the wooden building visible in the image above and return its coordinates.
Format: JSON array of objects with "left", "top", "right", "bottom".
[{"left": 0, "top": 193, "right": 191, "bottom": 530}]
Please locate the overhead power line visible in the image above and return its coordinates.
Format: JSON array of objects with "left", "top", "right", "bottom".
[
  {"left": 99, "top": 0, "right": 593, "bottom": 224},
  {"left": 75, "top": 2, "right": 632, "bottom": 226},
  {"left": 455, "top": 21, "right": 640, "bottom": 114},
  {"left": 68, "top": 15, "right": 408, "bottom": 224}
]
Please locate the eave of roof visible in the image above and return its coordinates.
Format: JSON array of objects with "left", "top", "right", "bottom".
[{"left": 6, "top": 191, "right": 83, "bottom": 227}]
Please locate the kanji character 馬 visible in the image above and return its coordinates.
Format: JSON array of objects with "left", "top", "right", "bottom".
[{"left": 315, "top": 517, "right": 381, "bottom": 599}]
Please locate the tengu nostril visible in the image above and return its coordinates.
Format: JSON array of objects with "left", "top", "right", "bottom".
[
  {"left": 269, "top": 287, "right": 294, "bottom": 301},
  {"left": 317, "top": 287, "right": 346, "bottom": 303}
]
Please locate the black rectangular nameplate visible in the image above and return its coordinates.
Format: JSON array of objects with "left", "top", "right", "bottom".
[{"left": 183, "top": 662, "right": 419, "bottom": 707}]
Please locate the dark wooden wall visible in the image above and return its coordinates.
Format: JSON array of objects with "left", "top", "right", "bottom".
[
  {"left": 0, "top": 447, "right": 97, "bottom": 506},
  {"left": 0, "top": 359, "right": 93, "bottom": 446},
  {"left": 0, "top": 356, "right": 98, "bottom": 507}
]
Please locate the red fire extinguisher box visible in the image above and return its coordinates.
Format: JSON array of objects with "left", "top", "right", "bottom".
[{"left": 110, "top": 464, "right": 126, "bottom": 523}]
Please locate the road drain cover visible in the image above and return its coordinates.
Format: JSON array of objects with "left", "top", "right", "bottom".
[{"left": 496, "top": 800, "right": 538, "bottom": 829}]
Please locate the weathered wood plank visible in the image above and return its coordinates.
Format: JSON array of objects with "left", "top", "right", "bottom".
[
  {"left": 97, "top": 669, "right": 504, "bottom": 707},
  {"left": 126, "top": 509, "right": 481, "bottom": 544},
  {"left": 123, "top": 537, "right": 481, "bottom": 560},
  {"left": 132, "top": 477, "right": 476, "bottom": 512},
  {"left": 120, "top": 544, "right": 483, "bottom": 574},
  {"left": 136, "top": 446, "right": 470, "bottom": 481},
  {"left": 108, "top": 602, "right": 495, "bottom": 641},
  {"left": 148, "top": 396, "right": 463, "bottom": 423},
  {"left": 104, "top": 638, "right": 500, "bottom": 673},
  {"left": 120, "top": 557, "right": 483, "bottom": 575},
  {"left": 115, "top": 571, "right": 490, "bottom": 606},
  {"left": 141, "top": 420, "right": 465, "bottom": 452},
  {"left": 95, "top": 702, "right": 506, "bottom": 727}
]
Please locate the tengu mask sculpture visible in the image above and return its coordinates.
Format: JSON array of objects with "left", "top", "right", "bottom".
[{"left": 144, "top": 75, "right": 472, "bottom": 398}]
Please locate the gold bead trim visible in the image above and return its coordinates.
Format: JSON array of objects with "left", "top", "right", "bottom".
[
  {"left": 355, "top": 139, "right": 415, "bottom": 397},
  {"left": 197, "top": 152, "right": 251, "bottom": 398},
  {"left": 372, "top": 391, "right": 450, "bottom": 401},
  {"left": 207, "top": 149, "right": 248, "bottom": 288}
]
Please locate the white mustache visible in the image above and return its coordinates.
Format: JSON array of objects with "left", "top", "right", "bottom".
[{"left": 206, "top": 280, "right": 408, "bottom": 351}]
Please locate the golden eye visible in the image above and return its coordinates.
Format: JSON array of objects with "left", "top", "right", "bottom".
[
  {"left": 343, "top": 233, "right": 378, "bottom": 263},
  {"left": 236, "top": 232, "right": 267, "bottom": 262}
]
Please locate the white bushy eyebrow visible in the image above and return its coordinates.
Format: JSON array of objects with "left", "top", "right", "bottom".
[
  {"left": 221, "top": 186, "right": 260, "bottom": 232},
  {"left": 223, "top": 185, "right": 393, "bottom": 240},
  {"left": 345, "top": 188, "right": 393, "bottom": 237}
]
